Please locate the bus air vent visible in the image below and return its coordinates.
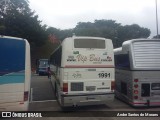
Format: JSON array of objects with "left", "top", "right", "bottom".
[{"left": 71, "top": 82, "right": 84, "bottom": 91}]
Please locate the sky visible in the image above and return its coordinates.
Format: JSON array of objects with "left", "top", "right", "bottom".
[{"left": 29, "top": 0, "right": 160, "bottom": 37}]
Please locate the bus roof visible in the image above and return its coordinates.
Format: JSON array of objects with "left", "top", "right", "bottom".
[
  {"left": 114, "top": 38, "right": 160, "bottom": 54},
  {"left": 0, "top": 35, "right": 26, "bottom": 41},
  {"left": 63, "top": 36, "right": 110, "bottom": 42},
  {"left": 122, "top": 38, "right": 160, "bottom": 46},
  {"left": 51, "top": 36, "right": 112, "bottom": 55}
]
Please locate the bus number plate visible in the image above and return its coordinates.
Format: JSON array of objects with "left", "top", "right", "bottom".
[
  {"left": 87, "top": 96, "right": 95, "bottom": 100},
  {"left": 86, "top": 86, "right": 96, "bottom": 91},
  {"left": 98, "top": 73, "right": 110, "bottom": 78}
]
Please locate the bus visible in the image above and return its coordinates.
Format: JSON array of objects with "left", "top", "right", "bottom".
[
  {"left": 50, "top": 36, "right": 115, "bottom": 108},
  {"left": 36, "top": 59, "right": 49, "bottom": 75},
  {"left": 0, "top": 36, "right": 31, "bottom": 111},
  {"left": 114, "top": 38, "right": 160, "bottom": 107}
]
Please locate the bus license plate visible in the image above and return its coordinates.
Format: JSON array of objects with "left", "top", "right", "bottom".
[
  {"left": 87, "top": 96, "right": 95, "bottom": 100},
  {"left": 86, "top": 86, "right": 96, "bottom": 91}
]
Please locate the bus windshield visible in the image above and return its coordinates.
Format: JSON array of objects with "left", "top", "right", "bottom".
[{"left": 39, "top": 60, "right": 48, "bottom": 67}]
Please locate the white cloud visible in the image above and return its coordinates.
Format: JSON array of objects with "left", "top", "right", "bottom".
[{"left": 29, "top": 0, "right": 160, "bottom": 37}]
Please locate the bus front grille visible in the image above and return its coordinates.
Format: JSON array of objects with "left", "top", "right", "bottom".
[{"left": 71, "top": 82, "right": 84, "bottom": 91}]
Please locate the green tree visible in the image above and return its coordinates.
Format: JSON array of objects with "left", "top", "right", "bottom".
[
  {"left": 153, "top": 34, "right": 160, "bottom": 38},
  {"left": 46, "top": 27, "right": 73, "bottom": 41},
  {"left": 72, "top": 20, "right": 150, "bottom": 48},
  {"left": 45, "top": 20, "right": 151, "bottom": 48},
  {"left": 116, "top": 24, "right": 150, "bottom": 47},
  {"left": 0, "top": 0, "right": 47, "bottom": 46}
]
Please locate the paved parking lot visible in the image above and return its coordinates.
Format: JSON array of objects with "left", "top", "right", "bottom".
[
  {"left": 27, "top": 74, "right": 160, "bottom": 119},
  {"left": 1, "top": 74, "right": 160, "bottom": 120},
  {"left": 30, "top": 74, "right": 55, "bottom": 101},
  {"left": 30, "top": 74, "right": 132, "bottom": 111}
]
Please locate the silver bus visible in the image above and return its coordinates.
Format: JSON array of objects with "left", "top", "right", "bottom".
[{"left": 114, "top": 38, "right": 160, "bottom": 107}]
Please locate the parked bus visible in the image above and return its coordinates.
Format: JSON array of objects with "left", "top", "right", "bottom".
[
  {"left": 36, "top": 59, "right": 49, "bottom": 75},
  {"left": 50, "top": 36, "right": 115, "bottom": 108},
  {"left": 114, "top": 38, "right": 160, "bottom": 107},
  {"left": 0, "top": 36, "right": 31, "bottom": 111}
]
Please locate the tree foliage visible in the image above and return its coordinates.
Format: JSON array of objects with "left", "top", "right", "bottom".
[
  {"left": 0, "top": 0, "right": 151, "bottom": 48},
  {"left": 72, "top": 20, "right": 151, "bottom": 48},
  {"left": 47, "top": 20, "right": 151, "bottom": 48},
  {"left": 46, "top": 27, "right": 73, "bottom": 41},
  {"left": 0, "top": 0, "right": 47, "bottom": 46},
  {"left": 153, "top": 34, "right": 160, "bottom": 39}
]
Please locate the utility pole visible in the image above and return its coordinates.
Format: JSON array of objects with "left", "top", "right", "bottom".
[{"left": 155, "top": 0, "right": 159, "bottom": 38}]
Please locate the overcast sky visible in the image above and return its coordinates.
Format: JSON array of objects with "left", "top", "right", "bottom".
[{"left": 29, "top": 0, "right": 160, "bottom": 37}]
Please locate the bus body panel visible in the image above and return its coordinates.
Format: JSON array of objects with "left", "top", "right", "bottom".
[
  {"left": 63, "top": 68, "right": 114, "bottom": 93},
  {"left": 50, "top": 36, "right": 115, "bottom": 107},
  {"left": 115, "top": 69, "right": 160, "bottom": 107},
  {"left": 0, "top": 36, "right": 31, "bottom": 111},
  {"left": 0, "top": 84, "right": 24, "bottom": 103},
  {"left": 61, "top": 93, "right": 114, "bottom": 107},
  {"left": 61, "top": 37, "right": 114, "bottom": 67},
  {"left": 59, "top": 68, "right": 114, "bottom": 107},
  {"left": 114, "top": 38, "right": 160, "bottom": 107},
  {"left": 0, "top": 101, "right": 29, "bottom": 111}
]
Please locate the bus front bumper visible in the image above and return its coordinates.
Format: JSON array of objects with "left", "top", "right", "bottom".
[{"left": 61, "top": 93, "right": 114, "bottom": 107}]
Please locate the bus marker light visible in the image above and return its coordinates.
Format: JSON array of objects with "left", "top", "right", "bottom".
[
  {"left": 24, "top": 91, "right": 29, "bottom": 101},
  {"left": 134, "top": 84, "right": 138, "bottom": 88},
  {"left": 134, "top": 90, "right": 138, "bottom": 94},
  {"left": 111, "top": 81, "right": 115, "bottom": 90},
  {"left": 134, "top": 79, "right": 138, "bottom": 82},
  {"left": 134, "top": 96, "right": 138, "bottom": 99},
  {"left": 63, "top": 83, "right": 68, "bottom": 92},
  {"left": 19, "top": 102, "right": 24, "bottom": 104}
]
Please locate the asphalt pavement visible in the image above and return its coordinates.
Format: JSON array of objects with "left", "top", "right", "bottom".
[
  {"left": 30, "top": 74, "right": 56, "bottom": 101},
  {"left": 1, "top": 74, "right": 160, "bottom": 120}
]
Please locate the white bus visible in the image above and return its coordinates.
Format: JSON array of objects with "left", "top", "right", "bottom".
[
  {"left": 50, "top": 36, "right": 115, "bottom": 108},
  {"left": 0, "top": 36, "right": 31, "bottom": 111},
  {"left": 114, "top": 38, "right": 160, "bottom": 107}
]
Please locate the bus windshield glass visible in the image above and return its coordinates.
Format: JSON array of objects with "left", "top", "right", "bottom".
[
  {"left": 39, "top": 60, "right": 48, "bottom": 67},
  {"left": 74, "top": 39, "right": 105, "bottom": 49},
  {"left": 0, "top": 38, "right": 25, "bottom": 76}
]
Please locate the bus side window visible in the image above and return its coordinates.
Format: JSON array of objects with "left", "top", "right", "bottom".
[{"left": 115, "top": 54, "right": 130, "bottom": 70}]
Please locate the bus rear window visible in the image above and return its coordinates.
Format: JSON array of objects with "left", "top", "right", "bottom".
[
  {"left": 74, "top": 39, "right": 105, "bottom": 49},
  {"left": 0, "top": 38, "right": 25, "bottom": 76}
]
